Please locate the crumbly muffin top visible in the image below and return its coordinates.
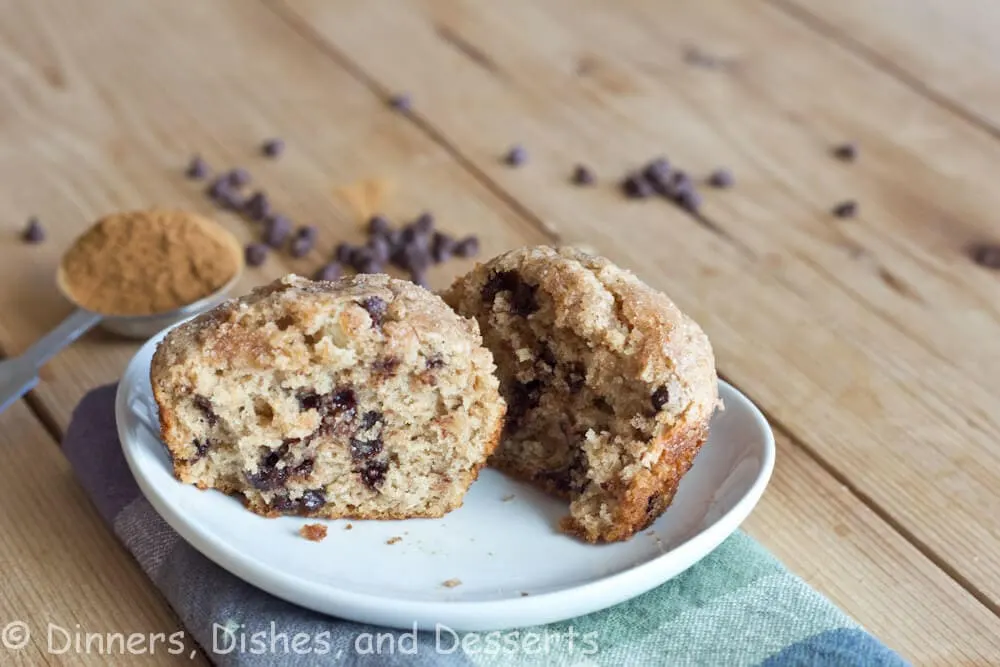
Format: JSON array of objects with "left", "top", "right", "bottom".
[
  {"left": 154, "top": 273, "right": 486, "bottom": 374},
  {"left": 443, "top": 246, "right": 718, "bottom": 426}
]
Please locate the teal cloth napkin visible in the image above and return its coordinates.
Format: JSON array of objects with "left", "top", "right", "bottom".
[{"left": 64, "top": 384, "right": 907, "bottom": 666}]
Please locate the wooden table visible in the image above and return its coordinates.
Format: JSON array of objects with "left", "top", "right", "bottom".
[{"left": 1, "top": 1, "right": 998, "bottom": 664}]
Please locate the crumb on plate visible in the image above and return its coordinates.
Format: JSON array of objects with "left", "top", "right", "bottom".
[{"left": 299, "top": 524, "right": 328, "bottom": 542}]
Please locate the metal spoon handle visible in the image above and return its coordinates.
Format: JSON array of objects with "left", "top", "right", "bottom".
[{"left": 0, "top": 308, "right": 102, "bottom": 414}]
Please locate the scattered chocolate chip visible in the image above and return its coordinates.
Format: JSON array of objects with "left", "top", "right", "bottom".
[
  {"left": 394, "top": 244, "right": 431, "bottom": 273},
  {"left": 296, "top": 225, "right": 318, "bottom": 241},
  {"left": 334, "top": 242, "right": 355, "bottom": 265},
  {"left": 833, "top": 142, "right": 857, "bottom": 162},
  {"left": 206, "top": 176, "right": 230, "bottom": 201},
  {"left": 261, "top": 138, "right": 285, "bottom": 158},
  {"left": 361, "top": 296, "right": 388, "bottom": 327},
  {"left": 651, "top": 386, "right": 670, "bottom": 411},
  {"left": 300, "top": 489, "right": 325, "bottom": 512},
  {"left": 642, "top": 157, "right": 671, "bottom": 184},
  {"left": 832, "top": 200, "right": 858, "bottom": 218},
  {"left": 356, "top": 257, "right": 383, "bottom": 274},
  {"left": 263, "top": 215, "right": 292, "bottom": 248},
  {"left": 622, "top": 173, "right": 653, "bottom": 199},
  {"left": 350, "top": 246, "right": 375, "bottom": 269},
  {"left": 225, "top": 168, "right": 250, "bottom": 188},
  {"left": 359, "top": 459, "right": 389, "bottom": 489},
  {"left": 186, "top": 155, "right": 209, "bottom": 180},
  {"left": 454, "top": 235, "right": 480, "bottom": 258},
  {"left": 21, "top": 218, "right": 44, "bottom": 244},
  {"left": 367, "top": 214, "right": 391, "bottom": 237},
  {"left": 368, "top": 236, "right": 391, "bottom": 263},
  {"left": 192, "top": 395, "right": 219, "bottom": 427},
  {"left": 315, "top": 262, "right": 342, "bottom": 282},
  {"left": 707, "top": 168, "right": 734, "bottom": 189},
  {"left": 969, "top": 243, "right": 1000, "bottom": 269},
  {"left": 675, "top": 188, "right": 702, "bottom": 213},
  {"left": 245, "top": 243, "right": 268, "bottom": 267},
  {"left": 409, "top": 269, "right": 428, "bottom": 287},
  {"left": 243, "top": 191, "right": 271, "bottom": 221},
  {"left": 289, "top": 234, "right": 314, "bottom": 258},
  {"left": 413, "top": 212, "right": 435, "bottom": 234},
  {"left": 388, "top": 93, "right": 412, "bottom": 112},
  {"left": 571, "top": 164, "right": 595, "bottom": 186},
  {"left": 431, "top": 232, "right": 455, "bottom": 263},
  {"left": 385, "top": 229, "right": 405, "bottom": 253},
  {"left": 504, "top": 144, "right": 528, "bottom": 167}
]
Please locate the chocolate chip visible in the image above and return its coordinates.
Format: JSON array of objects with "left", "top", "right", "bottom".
[
  {"left": 261, "top": 138, "right": 285, "bottom": 158},
  {"left": 367, "top": 215, "right": 391, "bottom": 237},
  {"left": 192, "top": 395, "right": 219, "bottom": 427},
  {"left": 270, "top": 494, "right": 298, "bottom": 513},
  {"left": 431, "top": 232, "right": 455, "bottom": 263},
  {"left": 289, "top": 234, "right": 313, "bottom": 258},
  {"left": 298, "top": 391, "right": 322, "bottom": 411},
  {"left": 291, "top": 458, "right": 314, "bottom": 477},
  {"left": 651, "top": 386, "right": 670, "bottom": 411},
  {"left": 359, "top": 459, "right": 389, "bottom": 489},
  {"left": 539, "top": 344, "right": 557, "bottom": 368},
  {"left": 504, "top": 145, "right": 528, "bottom": 167},
  {"left": 225, "top": 168, "right": 250, "bottom": 188},
  {"left": 360, "top": 410, "right": 382, "bottom": 431},
  {"left": 361, "top": 296, "right": 388, "bottom": 327},
  {"left": 566, "top": 364, "right": 586, "bottom": 393},
  {"left": 410, "top": 269, "right": 429, "bottom": 287},
  {"left": 245, "top": 243, "right": 268, "bottom": 267},
  {"left": 243, "top": 191, "right": 271, "bottom": 221},
  {"left": 300, "top": 489, "right": 325, "bottom": 512},
  {"left": 192, "top": 439, "right": 211, "bottom": 459},
  {"left": 426, "top": 354, "right": 445, "bottom": 369},
  {"left": 707, "top": 168, "right": 734, "bottom": 189},
  {"left": 970, "top": 243, "right": 1000, "bottom": 269},
  {"left": 510, "top": 379, "right": 543, "bottom": 419},
  {"left": 264, "top": 215, "right": 292, "bottom": 248},
  {"left": 373, "top": 357, "right": 401, "bottom": 376},
  {"left": 356, "top": 258, "right": 383, "bottom": 274},
  {"left": 314, "top": 262, "right": 342, "bottom": 282},
  {"left": 832, "top": 200, "right": 858, "bottom": 218},
  {"left": 394, "top": 244, "right": 431, "bottom": 273},
  {"left": 296, "top": 225, "right": 318, "bottom": 242},
  {"left": 453, "top": 235, "right": 480, "bottom": 258},
  {"left": 482, "top": 270, "right": 538, "bottom": 316},
  {"left": 206, "top": 177, "right": 231, "bottom": 201},
  {"left": 368, "top": 236, "right": 391, "bottom": 263},
  {"left": 245, "top": 448, "right": 289, "bottom": 491},
  {"left": 350, "top": 436, "right": 383, "bottom": 461},
  {"left": 334, "top": 242, "right": 355, "bottom": 265},
  {"left": 388, "top": 93, "right": 412, "bottom": 112},
  {"left": 413, "top": 212, "right": 435, "bottom": 234},
  {"left": 622, "top": 173, "right": 653, "bottom": 199},
  {"left": 186, "top": 155, "right": 209, "bottom": 180},
  {"left": 571, "top": 164, "right": 595, "bottom": 186},
  {"left": 642, "top": 157, "right": 671, "bottom": 184},
  {"left": 833, "top": 142, "right": 857, "bottom": 162},
  {"left": 675, "top": 188, "right": 702, "bottom": 213},
  {"left": 22, "top": 218, "right": 44, "bottom": 244}
]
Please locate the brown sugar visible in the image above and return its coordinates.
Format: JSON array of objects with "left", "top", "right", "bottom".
[{"left": 60, "top": 209, "right": 240, "bottom": 316}]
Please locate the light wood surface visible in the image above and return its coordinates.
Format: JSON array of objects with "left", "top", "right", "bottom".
[{"left": 0, "top": 0, "right": 996, "bottom": 664}]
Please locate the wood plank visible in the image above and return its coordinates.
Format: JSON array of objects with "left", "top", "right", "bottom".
[
  {"left": 0, "top": 402, "right": 202, "bottom": 665},
  {"left": 746, "top": 430, "right": 1000, "bottom": 664},
  {"left": 0, "top": 0, "right": 547, "bottom": 431},
  {"left": 278, "top": 0, "right": 1000, "bottom": 605},
  {"left": 772, "top": 0, "right": 1000, "bottom": 133}
]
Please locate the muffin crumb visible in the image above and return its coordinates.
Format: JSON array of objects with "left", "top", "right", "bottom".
[
  {"left": 442, "top": 578, "right": 462, "bottom": 588},
  {"left": 299, "top": 524, "right": 328, "bottom": 542}
]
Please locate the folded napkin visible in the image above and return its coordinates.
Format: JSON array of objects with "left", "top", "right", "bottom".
[{"left": 63, "top": 384, "right": 907, "bottom": 667}]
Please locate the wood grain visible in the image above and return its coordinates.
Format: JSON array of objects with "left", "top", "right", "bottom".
[
  {"left": 746, "top": 430, "right": 1000, "bottom": 664},
  {"left": 0, "top": 0, "right": 547, "bottom": 430},
  {"left": 278, "top": 0, "right": 1000, "bottom": 607},
  {"left": 0, "top": 402, "right": 202, "bottom": 665},
  {"left": 772, "top": 0, "right": 1000, "bottom": 135}
]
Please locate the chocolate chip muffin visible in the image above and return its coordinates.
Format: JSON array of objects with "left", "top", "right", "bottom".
[
  {"left": 151, "top": 274, "right": 505, "bottom": 520},
  {"left": 443, "top": 246, "right": 719, "bottom": 542}
]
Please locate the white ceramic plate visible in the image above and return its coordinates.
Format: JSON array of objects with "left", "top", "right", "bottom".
[{"left": 118, "top": 330, "right": 774, "bottom": 631}]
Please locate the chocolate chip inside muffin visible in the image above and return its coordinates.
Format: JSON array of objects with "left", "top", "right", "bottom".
[
  {"left": 444, "top": 246, "right": 719, "bottom": 543},
  {"left": 151, "top": 274, "right": 506, "bottom": 521}
]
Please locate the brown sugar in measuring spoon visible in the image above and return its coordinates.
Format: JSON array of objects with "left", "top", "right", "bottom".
[{"left": 0, "top": 209, "right": 243, "bottom": 414}]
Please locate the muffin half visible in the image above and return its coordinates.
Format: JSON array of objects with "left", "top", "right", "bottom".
[
  {"left": 151, "top": 274, "right": 505, "bottom": 519},
  {"left": 444, "top": 246, "right": 719, "bottom": 542}
]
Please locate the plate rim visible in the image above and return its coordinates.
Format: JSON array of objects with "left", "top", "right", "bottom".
[{"left": 116, "top": 330, "right": 775, "bottom": 631}]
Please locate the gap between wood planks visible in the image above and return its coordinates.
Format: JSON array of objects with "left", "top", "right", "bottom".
[
  {"left": 764, "top": 0, "right": 1000, "bottom": 143},
  {"left": 259, "top": 0, "right": 1000, "bottom": 618}
]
